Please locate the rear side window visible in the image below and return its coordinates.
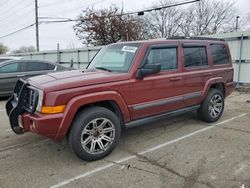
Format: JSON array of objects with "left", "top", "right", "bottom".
[
  {"left": 183, "top": 46, "right": 208, "bottom": 67},
  {"left": 26, "top": 62, "right": 48, "bottom": 71},
  {"left": 146, "top": 47, "right": 178, "bottom": 70},
  {"left": 210, "top": 44, "right": 229, "bottom": 65},
  {"left": 47, "top": 64, "right": 55, "bottom": 70}
]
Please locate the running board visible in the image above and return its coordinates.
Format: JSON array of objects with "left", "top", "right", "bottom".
[{"left": 125, "top": 105, "right": 200, "bottom": 129}]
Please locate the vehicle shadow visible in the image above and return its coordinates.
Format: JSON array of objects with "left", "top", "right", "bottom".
[{"left": 0, "top": 96, "right": 9, "bottom": 101}]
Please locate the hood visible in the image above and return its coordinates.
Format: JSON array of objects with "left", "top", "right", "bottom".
[{"left": 28, "top": 70, "right": 130, "bottom": 92}]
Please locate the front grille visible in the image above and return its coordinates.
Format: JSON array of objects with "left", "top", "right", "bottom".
[
  {"left": 13, "top": 79, "right": 38, "bottom": 114},
  {"left": 14, "top": 79, "right": 25, "bottom": 98},
  {"left": 23, "top": 86, "right": 38, "bottom": 113}
]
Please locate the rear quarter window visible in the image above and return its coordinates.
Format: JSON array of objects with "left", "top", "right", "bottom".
[{"left": 210, "top": 44, "right": 229, "bottom": 65}]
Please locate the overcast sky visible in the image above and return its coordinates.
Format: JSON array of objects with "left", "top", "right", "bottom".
[{"left": 0, "top": 0, "right": 249, "bottom": 52}]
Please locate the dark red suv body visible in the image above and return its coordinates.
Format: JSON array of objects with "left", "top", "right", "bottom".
[{"left": 6, "top": 38, "right": 234, "bottom": 160}]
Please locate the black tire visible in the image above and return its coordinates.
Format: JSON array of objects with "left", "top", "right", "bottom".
[
  {"left": 68, "top": 106, "right": 121, "bottom": 161},
  {"left": 198, "top": 88, "right": 224, "bottom": 123}
]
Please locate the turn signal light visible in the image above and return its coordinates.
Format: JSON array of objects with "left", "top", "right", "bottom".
[{"left": 41, "top": 105, "right": 65, "bottom": 114}]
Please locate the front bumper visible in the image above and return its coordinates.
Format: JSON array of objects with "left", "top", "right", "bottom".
[
  {"left": 22, "top": 112, "right": 63, "bottom": 139},
  {"left": 6, "top": 79, "right": 38, "bottom": 134},
  {"left": 6, "top": 79, "right": 63, "bottom": 139}
]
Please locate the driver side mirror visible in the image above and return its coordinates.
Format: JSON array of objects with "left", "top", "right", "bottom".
[{"left": 136, "top": 63, "right": 161, "bottom": 80}]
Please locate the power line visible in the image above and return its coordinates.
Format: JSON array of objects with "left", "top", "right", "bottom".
[
  {"left": 0, "top": 0, "right": 200, "bottom": 39},
  {"left": 0, "top": 0, "right": 33, "bottom": 16},
  {"left": 124, "top": 0, "right": 201, "bottom": 16},
  {"left": 39, "top": 0, "right": 62, "bottom": 8},
  {"left": 0, "top": 0, "right": 12, "bottom": 8},
  {"left": 44, "top": 0, "right": 108, "bottom": 17},
  {"left": 0, "top": 0, "right": 34, "bottom": 23},
  {"left": 39, "top": 0, "right": 201, "bottom": 22},
  {"left": 0, "top": 9, "right": 34, "bottom": 28},
  {"left": 0, "top": 23, "right": 35, "bottom": 39}
]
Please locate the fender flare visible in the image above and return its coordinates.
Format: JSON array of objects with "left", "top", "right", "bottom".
[
  {"left": 55, "top": 91, "right": 130, "bottom": 140},
  {"left": 201, "top": 77, "right": 225, "bottom": 100}
]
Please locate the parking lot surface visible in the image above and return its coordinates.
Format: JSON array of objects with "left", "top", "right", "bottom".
[{"left": 0, "top": 92, "right": 249, "bottom": 188}]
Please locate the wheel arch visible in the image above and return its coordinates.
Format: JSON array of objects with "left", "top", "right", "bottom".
[
  {"left": 202, "top": 77, "right": 226, "bottom": 100},
  {"left": 55, "top": 91, "right": 130, "bottom": 140}
]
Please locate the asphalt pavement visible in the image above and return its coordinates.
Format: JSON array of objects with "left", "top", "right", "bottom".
[{"left": 0, "top": 92, "right": 249, "bottom": 188}]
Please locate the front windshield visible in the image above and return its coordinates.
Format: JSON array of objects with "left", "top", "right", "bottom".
[{"left": 88, "top": 43, "right": 140, "bottom": 72}]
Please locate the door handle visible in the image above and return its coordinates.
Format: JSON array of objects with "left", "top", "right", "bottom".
[{"left": 170, "top": 77, "right": 182, "bottom": 81}]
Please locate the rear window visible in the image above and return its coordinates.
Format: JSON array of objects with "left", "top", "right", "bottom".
[
  {"left": 210, "top": 44, "right": 229, "bottom": 65},
  {"left": 183, "top": 46, "right": 208, "bottom": 67},
  {"left": 47, "top": 64, "right": 55, "bottom": 70}
]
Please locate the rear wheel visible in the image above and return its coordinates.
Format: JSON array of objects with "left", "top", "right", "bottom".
[
  {"left": 68, "top": 106, "right": 121, "bottom": 161},
  {"left": 198, "top": 88, "right": 224, "bottom": 123}
]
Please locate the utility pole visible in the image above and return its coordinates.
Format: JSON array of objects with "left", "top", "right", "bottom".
[
  {"left": 35, "top": 0, "right": 39, "bottom": 51},
  {"left": 236, "top": 16, "right": 240, "bottom": 32}
]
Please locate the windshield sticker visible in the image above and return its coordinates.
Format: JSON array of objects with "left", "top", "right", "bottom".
[{"left": 121, "top": 46, "right": 138, "bottom": 53}]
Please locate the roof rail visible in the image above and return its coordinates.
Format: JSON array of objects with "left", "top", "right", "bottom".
[{"left": 167, "top": 36, "right": 225, "bottom": 41}]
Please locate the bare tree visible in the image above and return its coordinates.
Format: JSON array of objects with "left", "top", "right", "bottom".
[
  {"left": 143, "top": 0, "right": 237, "bottom": 38},
  {"left": 142, "top": 0, "right": 183, "bottom": 38},
  {"left": 73, "top": 5, "right": 146, "bottom": 45},
  {"left": 0, "top": 43, "right": 8, "bottom": 54},
  {"left": 13, "top": 45, "right": 36, "bottom": 53},
  {"left": 179, "top": 0, "right": 237, "bottom": 36}
]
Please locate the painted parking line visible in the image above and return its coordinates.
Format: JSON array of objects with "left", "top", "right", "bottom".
[{"left": 50, "top": 113, "right": 247, "bottom": 188}]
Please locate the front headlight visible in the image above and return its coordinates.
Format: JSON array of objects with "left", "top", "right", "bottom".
[{"left": 36, "top": 89, "right": 44, "bottom": 112}]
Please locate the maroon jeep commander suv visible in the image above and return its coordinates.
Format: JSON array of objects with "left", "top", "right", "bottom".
[{"left": 6, "top": 38, "right": 234, "bottom": 161}]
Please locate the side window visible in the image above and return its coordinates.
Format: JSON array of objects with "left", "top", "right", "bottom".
[
  {"left": 210, "top": 44, "right": 229, "bottom": 65},
  {"left": 146, "top": 47, "right": 178, "bottom": 70},
  {"left": 183, "top": 46, "right": 208, "bottom": 67},
  {"left": 0, "top": 63, "right": 20, "bottom": 73},
  {"left": 47, "top": 64, "right": 55, "bottom": 70},
  {"left": 27, "top": 62, "right": 48, "bottom": 71}
]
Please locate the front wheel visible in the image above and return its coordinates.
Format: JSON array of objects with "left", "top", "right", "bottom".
[
  {"left": 198, "top": 88, "right": 224, "bottom": 123},
  {"left": 68, "top": 107, "right": 121, "bottom": 161}
]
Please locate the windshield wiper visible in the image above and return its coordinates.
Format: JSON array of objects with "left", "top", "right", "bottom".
[{"left": 95, "top": 67, "right": 112, "bottom": 72}]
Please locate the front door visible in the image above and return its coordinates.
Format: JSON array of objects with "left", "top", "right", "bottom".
[{"left": 129, "top": 44, "right": 186, "bottom": 120}]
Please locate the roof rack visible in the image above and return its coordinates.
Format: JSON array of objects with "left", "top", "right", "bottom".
[{"left": 167, "top": 36, "right": 225, "bottom": 41}]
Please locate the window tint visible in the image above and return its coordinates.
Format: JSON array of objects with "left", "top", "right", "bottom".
[
  {"left": 47, "top": 64, "right": 55, "bottom": 70},
  {"left": 146, "top": 47, "right": 177, "bottom": 70},
  {"left": 183, "top": 47, "right": 208, "bottom": 67},
  {"left": 0, "top": 63, "right": 20, "bottom": 73},
  {"left": 26, "top": 62, "right": 48, "bottom": 71},
  {"left": 210, "top": 44, "right": 229, "bottom": 65}
]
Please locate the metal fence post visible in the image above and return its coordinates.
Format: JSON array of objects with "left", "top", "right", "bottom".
[
  {"left": 237, "top": 34, "right": 244, "bottom": 87},
  {"left": 57, "top": 43, "right": 60, "bottom": 64}
]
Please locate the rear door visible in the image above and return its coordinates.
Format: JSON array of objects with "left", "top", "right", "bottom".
[
  {"left": 0, "top": 62, "right": 25, "bottom": 95},
  {"left": 180, "top": 43, "right": 210, "bottom": 106}
]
